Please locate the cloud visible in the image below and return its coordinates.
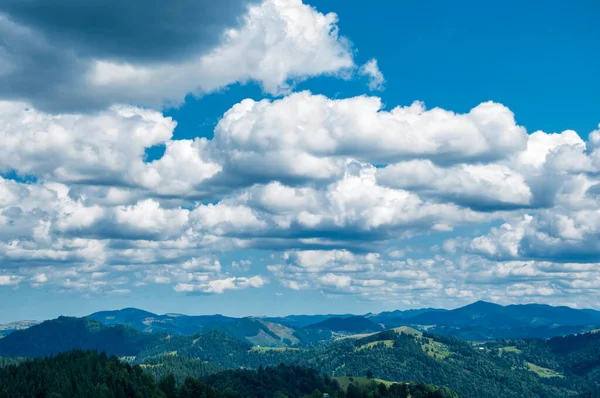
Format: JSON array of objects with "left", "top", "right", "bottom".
[
  {"left": 378, "top": 160, "right": 532, "bottom": 211},
  {"left": 0, "top": 0, "right": 258, "bottom": 62},
  {"left": 173, "top": 275, "right": 269, "bottom": 294},
  {"left": 266, "top": 247, "right": 600, "bottom": 307},
  {"left": 359, "top": 59, "right": 385, "bottom": 91},
  {"left": 0, "top": 0, "right": 354, "bottom": 112},
  {"left": 212, "top": 92, "right": 528, "bottom": 185},
  {"left": 0, "top": 275, "right": 22, "bottom": 286},
  {"left": 1, "top": 62, "right": 600, "bottom": 305}
]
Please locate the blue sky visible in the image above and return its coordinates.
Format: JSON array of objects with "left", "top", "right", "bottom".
[{"left": 0, "top": 0, "right": 599, "bottom": 323}]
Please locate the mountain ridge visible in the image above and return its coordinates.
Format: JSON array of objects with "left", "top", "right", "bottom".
[{"left": 4, "top": 300, "right": 600, "bottom": 342}]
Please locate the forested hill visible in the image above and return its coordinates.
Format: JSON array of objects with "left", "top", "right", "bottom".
[
  {"left": 5, "top": 301, "right": 600, "bottom": 342},
  {"left": 0, "top": 350, "right": 459, "bottom": 398},
  {"left": 4, "top": 315, "right": 600, "bottom": 397},
  {"left": 0, "top": 316, "right": 159, "bottom": 357}
]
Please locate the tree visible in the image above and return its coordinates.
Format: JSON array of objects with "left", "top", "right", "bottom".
[
  {"left": 366, "top": 369, "right": 374, "bottom": 379},
  {"left": 347, "top": 383, "right": 362, "bottom": 398},
  {"left": 158, "top": 373, "right": 177, "bottom": 398}
]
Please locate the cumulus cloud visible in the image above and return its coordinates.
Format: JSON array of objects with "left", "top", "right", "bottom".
[
  {"left": 265, "top": 247, "right": 600, "bottom": 307},
  {"left": 212, "top": 92, "right": 527, "bottom": 185},
  {"left": 0, "top": 0, "right": 354, "bottom": 112},
  {"left": 378, "top": 160, "right": 532, "bottom": 211},
  {"left": 1, "top": 14, "right": 600, "bottom": 309},
  {"left": 174, "top": 275, "right": 269, "bottom": 294},
  {"left": 0, "top": 0, "right": 258, "bottom": 62}
]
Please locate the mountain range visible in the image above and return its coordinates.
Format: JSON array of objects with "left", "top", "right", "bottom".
[
  {"left": 3, "top": 300, "right": 600, "bottom": 344},
  {"left": 2, "top": 312, "right": 600, "bottom": 397}
]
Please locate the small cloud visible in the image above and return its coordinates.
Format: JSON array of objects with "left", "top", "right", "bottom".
[
  {"left": 231, "top": 259, "right": 252, "bottom": 271},
  {"left": 359, "top": 58, "right": 385, "bottom": 91},
  {"left": 32, "top": 273, "right": 49, "bottom": 283},
  {"left": 388, "top": 249, "right": 406, "bottom": 258}
]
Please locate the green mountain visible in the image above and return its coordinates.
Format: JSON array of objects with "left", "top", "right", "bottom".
[
  {"left": 393, "top": 300, "right": 600, "bottom": 328},
  {"left": 52, "top": 301, "right": 599, "bottom": 342},
  {"left": 88, "top": 308, "right": 235, "bottom": 335},
  {"left": 0, "top": 316, "right": 160, "bottom": 357},
  {"left": 263, "top": 313, "right": 357, "bottom": 328},
  {"left": 4, "top": 314, "right": 600, "bottom": 397},
  {"left": 0, "top": 350, "right": 167, "bottom": 398},
  {"left": 0, "top": 350, "right": 459, "bottom": 398},
  {"left": 386, "top": 301, "right": 600, "bottom": 340},
  {"left": 202, "top": 317, "right": 300, "bottom": 347},
  {"left": 141, "top": 327, "right": 592, "bottom": 397}
]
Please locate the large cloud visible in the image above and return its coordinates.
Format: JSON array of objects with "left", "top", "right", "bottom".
[
  {"left": 0, "top": 0, "right": 258, "bottom": 62},
  {"left": 212, "top": 92, "right": 528, "bottom": 181},
  {"left": 268, "top": 248, "right": 600, "bottom": 308},
  {"left": 0, "top": 0, "right": 354, "bottom": 112},
  {"left": 1, "top": 64, "right": 600, "bottom": 305}
]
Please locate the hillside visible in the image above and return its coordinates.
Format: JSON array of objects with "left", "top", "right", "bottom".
[
  {"left": 387, "top": 301, "right": 600, "bottom": 340},
  {"left": 3, "top": 300, "right": 595, "bottom": 343},
  {"left": 263, "top": 313, "right": 356, "bottom": 328},
  {"left": 88, "top": 308, "right": 235, "bottom": 335},
  {"left": 367, "top": 308, "right": 446, "bottom": 324},
  {"left": 484, "top": 329, "right": 600, "bottom": 395},
  {"left": 202, "top": 317, "right": 302, "bottom": 347},
  {"left": 0, "top": 350, "right": 167, "bottom": 398},
  {"left": 0, "top": 350, "right": 460, "bottom": 398},
  {"left": 3, "top": 314, "right": 600, "bottom": 397},
  {"left": 0, "top": 317, "right": 159, "bottom": 357}
]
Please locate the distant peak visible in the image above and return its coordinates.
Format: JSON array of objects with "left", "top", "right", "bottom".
[{"left": 471, "top": 300, "right": 501, "bottom": 307}]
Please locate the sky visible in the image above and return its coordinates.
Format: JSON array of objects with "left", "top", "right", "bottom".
[{"left": 0, "top": 0, "right": 599, "bottom": 323}]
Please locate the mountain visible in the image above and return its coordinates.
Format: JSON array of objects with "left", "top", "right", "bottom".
[
  {"left": 0, "top": 350, "right": 460, "bottom": 398},
  {"left": 263, "top": 313, "right": 356, "bottom": 328},
  {"left": 88, "top": 307, "right": 235, "bottom": 335},
  {"left": 202, "top": 317, "right": 303, "bottom": 347},
  {"left": 386, "top": 301, "right": 600, "bottom": 339},
  {"left": 0, "top": 316, "right": 159, "bottom": 357},
  {"left": 137, "top": 331, "right": 253, "bottom": 368},
  {"left": 141, "top": 326, "right": 587, "bottom": 397},
  {"left": 304, "top": 316, "right": 383, "bottom": 334},
  {"left": 367, "top": 308, "right": 446, "bottom": 324},
  {"left": 0, "top": 350, "right": 168, "bottom": 398},
  {"left": 4, "top": 312, "right": 600, "bottom": 397}
]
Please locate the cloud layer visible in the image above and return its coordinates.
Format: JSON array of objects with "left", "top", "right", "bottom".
[{"left": 0, "top": 0, "right": 599, "bottom": 309}]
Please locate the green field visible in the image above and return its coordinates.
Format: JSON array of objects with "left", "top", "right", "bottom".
[
  {"left": 333, "top": 376, "right": 394, "bottom": 390},
  {"left": 250, "top": 346, "right": 300, "bottom": 353},
  {"left": 356, "top": 339, "right": 394, "bottom": 351},
  {"left": 525, "top": 362, "right": 564, "bottom": 378},
  {"left": 392, "top": 326, "right": 421, "bottom": 336},
  {"left": 499, "top": 346, "right": 522, "bottom": 355},
  {"left": 421, "top": 338, "right": 451, "bottom": 359}
]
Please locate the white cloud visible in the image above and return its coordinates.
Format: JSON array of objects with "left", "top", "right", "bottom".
[
  {"left": 0, "top": 275, "right": 22, "bottom": 286},
  {"left": 212, "top": 92, "right": 527, "bottom": 186},
  {"left": 0, "top": 0, "right": 355, "bottom": 112},
  {"left": 378, "top": 160, "right": 532, "bottom": 210},
  {"left": 174, "top": 275, "right": 268, "bottom": 294},
  {"left": 359, "top": 58, "right": 385, "bottom": 91},
  {"left": 1, "top": 44, "right": 600, "bottom": 308},
  {"left": 86, "top": 0, "right": 354, "bottom": 108}
]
